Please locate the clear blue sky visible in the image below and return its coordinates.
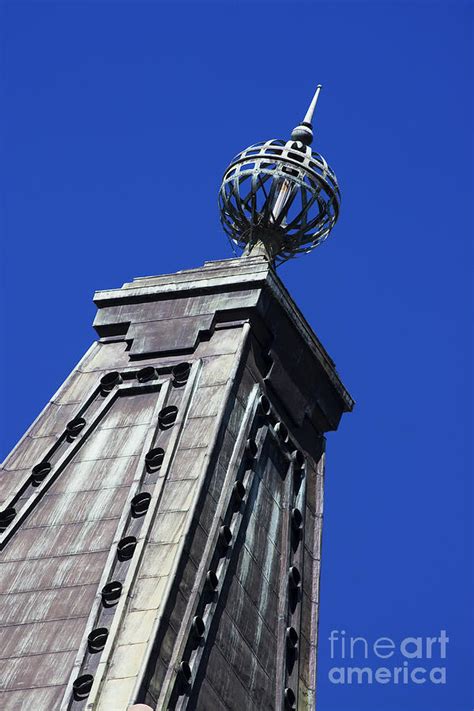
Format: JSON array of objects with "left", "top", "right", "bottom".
[{"left": 1, "top": 2, "right": 472, "bottom": 710}]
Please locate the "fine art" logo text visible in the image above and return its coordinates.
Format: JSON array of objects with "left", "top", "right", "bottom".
[{"left": 328, "top": 629, "right": 449, "bottom": 685}]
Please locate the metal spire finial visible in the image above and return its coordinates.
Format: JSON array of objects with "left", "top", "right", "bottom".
[
  {"left": 291, "top": 85, "right": 322, "bottom": 145},
  {"left": 303, "top": 84, "right": 322, "bottom": 124},
  {"left": 218, "top": 85, "right": 340, "bottom": 266}
]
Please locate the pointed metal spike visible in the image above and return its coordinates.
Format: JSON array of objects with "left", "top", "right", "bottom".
[
  {"left": 290, "top": 84, "right": 322, "bottom": 145},
  {"left": 303, "top": 85, "right": 322, "bottom": 126}
]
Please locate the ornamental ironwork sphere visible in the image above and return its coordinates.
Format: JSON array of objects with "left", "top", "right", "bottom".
[{"left": 219, "top": 86, "right": 340, "bottom": 266}]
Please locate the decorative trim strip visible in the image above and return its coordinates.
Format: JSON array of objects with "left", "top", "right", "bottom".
[
  {"left": 131, "top": 323, "right": 252, "bottom": 706},
  {"left": 75, "top": 360, "right": 202, "bottom": 710},
  {"left": 160, "top": 383, "right": 261, "bottom": 710}
]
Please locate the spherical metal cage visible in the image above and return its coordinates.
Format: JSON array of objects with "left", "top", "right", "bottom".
[{"left": 218, "top": 139, "right": 340, "bottom": 266}]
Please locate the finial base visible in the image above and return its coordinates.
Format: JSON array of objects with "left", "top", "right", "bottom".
[{"left": 291, "top": 121, "right": 313, "bottom": 145}]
